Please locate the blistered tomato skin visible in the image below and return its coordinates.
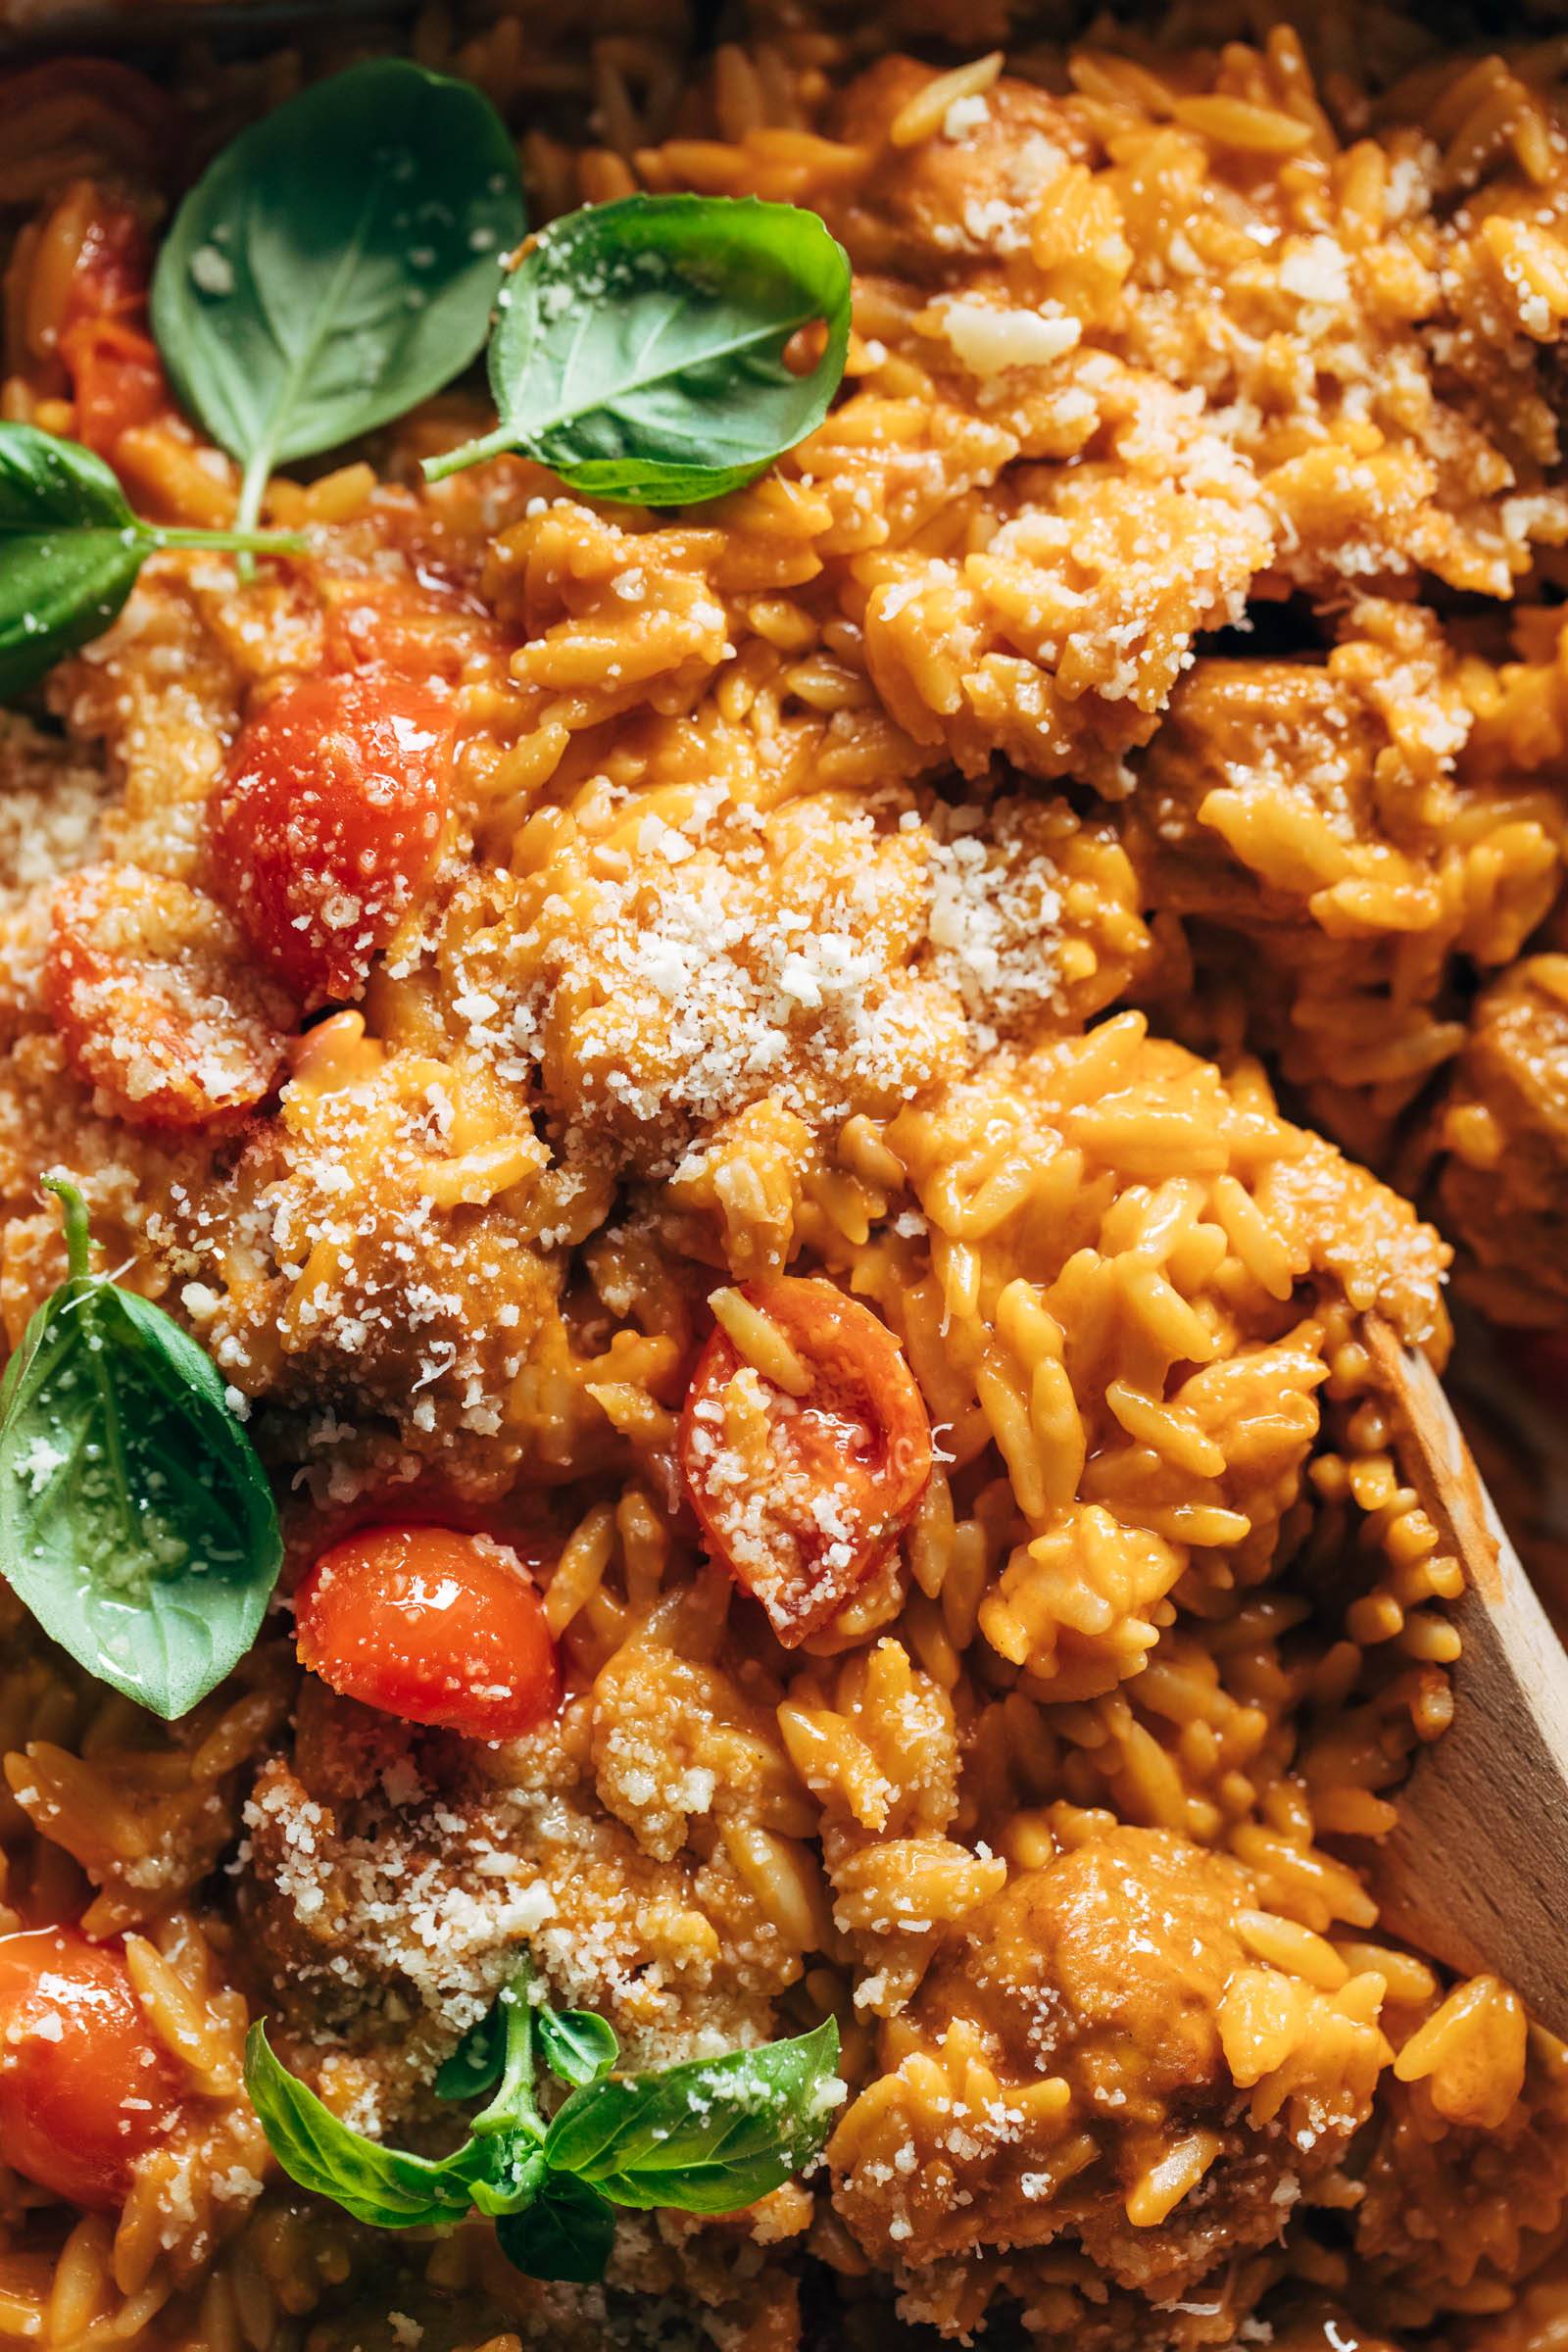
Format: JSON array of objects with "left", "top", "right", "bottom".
[
  {"left": 295, "top": 1526, "right": 560, "bottom": 1740},
  {"left": 0, "top": 1929, "right": 179, "bottom": 2209},
  {"left": 213, "top": 672, "right": 454, "bottom": 1007},
  {"left": 677, "top": 1278, "right": 933, "bottom": 1646}
]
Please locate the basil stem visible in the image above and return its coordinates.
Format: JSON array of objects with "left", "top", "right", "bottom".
[{"left": 472, "top": 1962, "right": 546, "bottom": 2140}]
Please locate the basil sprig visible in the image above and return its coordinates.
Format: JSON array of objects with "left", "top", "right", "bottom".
[
  {"left": 151, "top": 59, "right": 525, "bottom": 533},
  {"left": 0, "top": 1179, "right": 282, "bottom": 1718},
  {"left": 423, "top": 193, "right": 852, "bottom": 505},
  {"left": 247, "top": 1960, "right": 841, "bottom": 2284},
  {"left": 0, "top": 424, "right": 303, "bottom": 700}
]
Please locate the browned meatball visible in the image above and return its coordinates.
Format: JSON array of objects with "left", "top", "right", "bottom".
[
  {"left": 829, "top": 55, "right": 1093, "bottom": 280},
  {"left": 1435, "top": 956, "right": 1568, "bottom": 1325},
  {"left": 1127, "top": 634, "right": 1563, "bottom": 1167},
  {"left": 829, "top": 1827, "right": 1386, "bottom": 2309}
]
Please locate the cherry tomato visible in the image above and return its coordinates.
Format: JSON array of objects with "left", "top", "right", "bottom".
[
  {"left": 54, "top": 198, "right": 172, "bottom": 458},
  {"left": 61, "top": 317, "right": 167, "bottom": 457},
  {"left": 213, "top": 673, "right": 453, "bottom": 1007},
  {"left": 295, "top": 1526, "right": 560, "bottom": 1740},
  {"left": 59, "top": 199, "right": 152, "bottom": 332},
  {"left": 0, "top": 1929, "right": 179, "bottom": 2209},
  {"left": 678, "top": 1278, "right": 932, "bottom": 1645},
  {"left": 46, "top": 863, "right": 293, "bottom": 1129}
]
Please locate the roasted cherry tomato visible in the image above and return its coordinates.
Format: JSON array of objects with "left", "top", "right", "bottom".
[
  {"left": 45, "top": 862, "right": 293, "bottom": 1129},
  {"left": 295, "top": 1526, "right": 560, "bottom": 1740},
  {"left": 213, "top": 673, "right": 453, "bottom": 1006},
  {"left": 63, "top": 199, "right": 152, "bottom": 321},
  {"left": 0, "top": 1929, "right": 179, "bottom": 2209},
  {"left": 677, "top": 1278, "right": 932, "bottom": 1645},
  {"left": 62, "top": 316, "right": 167, "bottom": 456},
  {"left": 54, "top": 196, "right": 172, "bottom": 457}
]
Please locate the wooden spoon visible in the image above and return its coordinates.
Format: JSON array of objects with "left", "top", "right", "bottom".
[{"left": 1360, "top": 1313, "right": 1568, "bottom": 2038}]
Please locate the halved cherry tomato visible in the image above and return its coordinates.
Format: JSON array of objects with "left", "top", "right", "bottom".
[
  {"left": 0, "top": 1929, "right": 179, "bottom": 2209},
  {"left": 212, "top": 673, "right": 453, "bottom": 1007},
  {"left": 45, "top": 863, "right": 293, "bottom": 1129},
  {"left": 677, "top": 1278, "right": 932, "bottom": 1645},
  {"left": 295, "top": 1526, "right": 560, "bottom": 1740}
]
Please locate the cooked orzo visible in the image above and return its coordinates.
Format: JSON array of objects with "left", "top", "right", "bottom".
[{"left": 0, "top": 2, "right": 1564, "bottom": 2347}]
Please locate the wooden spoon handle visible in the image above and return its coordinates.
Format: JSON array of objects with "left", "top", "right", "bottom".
[{"left": 1361, "top": 1315, "right": 1568, "bottom": 2038}]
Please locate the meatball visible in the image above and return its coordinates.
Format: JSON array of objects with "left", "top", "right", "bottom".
[
  {"left": 830, "top": 55, "right": 1093, "bottom": 281},
  {"left": 241, "top": 1683, "right": 799, "bottom": 2132},
  {"left": 1436, "top": 956, "right": 1568, "bottom": 1325},
  {"left": 830, "top": 1827, "right": 1386, "bottom": 2308},
  {"left": 1128, "top": 632, "right": 1561, "bottom": 1166}
]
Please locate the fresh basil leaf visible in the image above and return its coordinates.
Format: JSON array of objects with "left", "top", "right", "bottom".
[
  {"left": 497, "top": 2174, "right": 616, "bottom": 2283},
  {"left": 538, "top": 2007, "right": 619, "bottom": 2089},
  {"left": 0, "top": 422, "right": 305, "bottom": 700},
  {"left": 245, "top": 2021, "right": 479, "bottom": 2230},
  {"left": 424, "top": 194, "right": 852, "bottom": 505},
  {"left": 0, "top": 1179, "right": 282, "bottom": 1719},
  {"left": 542, "top": 2019, "right": 841, "bottom": 2214},
  {"left": 436, "top": 2003, "right": 506, "bottom": 2103},
  {"left": 151, "top": 58, "right": 525, "bottom": 532},
  {"left": 0, "top": 426, "right": 144, "bottom": 697}
]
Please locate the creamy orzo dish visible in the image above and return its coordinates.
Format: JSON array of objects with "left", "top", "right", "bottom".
[{"left": 0, "top": 4, "right": 1564, "bottom": 2350}]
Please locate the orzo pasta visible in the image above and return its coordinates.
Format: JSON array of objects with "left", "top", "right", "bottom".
[{"left": 0, "top": 2, "right": 1563, "bottom": 2349}]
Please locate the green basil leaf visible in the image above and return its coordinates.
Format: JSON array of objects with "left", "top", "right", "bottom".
[
  {"left": 245, "top": 2022, "right": 479, "bottom": 2230},
  {"left": 0, "top": 421, "right": 307, "bottom": 701},
  {"left": 538, "top": 2007, "right": 619, "bottom": 2090},
  {"left": 436, "top": 2004, "right": 507, "bottom": 2103},
  {"left": 542, "top": 2019, "right": 841, "bottom": 2214},
  {"left": 497, "top": 2174, "right": 616, "bottom": 2283},
  {"left": 0, "top": 1179, "right": 282, "bottom": 1719},
  {"left": 424, "top": 194, "right": 852, "bottom": 505},
  {"left": 0, "top": 426, "right": 145, "bottom": 698},
  {"left": 151, "top": 58, "right": 525, "bottom": 530}
]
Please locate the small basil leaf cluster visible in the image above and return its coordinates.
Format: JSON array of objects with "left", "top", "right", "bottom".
[
  {"left": 0, "top": 425, "right": 303, "bottom": 698},
  {"left": 423, "top": 192, "right": 854, "bottom": 505},
  {"left": 246, "top": 1959, "right": 842, "bottom": 2284},
  {"left": 0, "top": 1179, "right": 282, "bottom": 1718}
]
